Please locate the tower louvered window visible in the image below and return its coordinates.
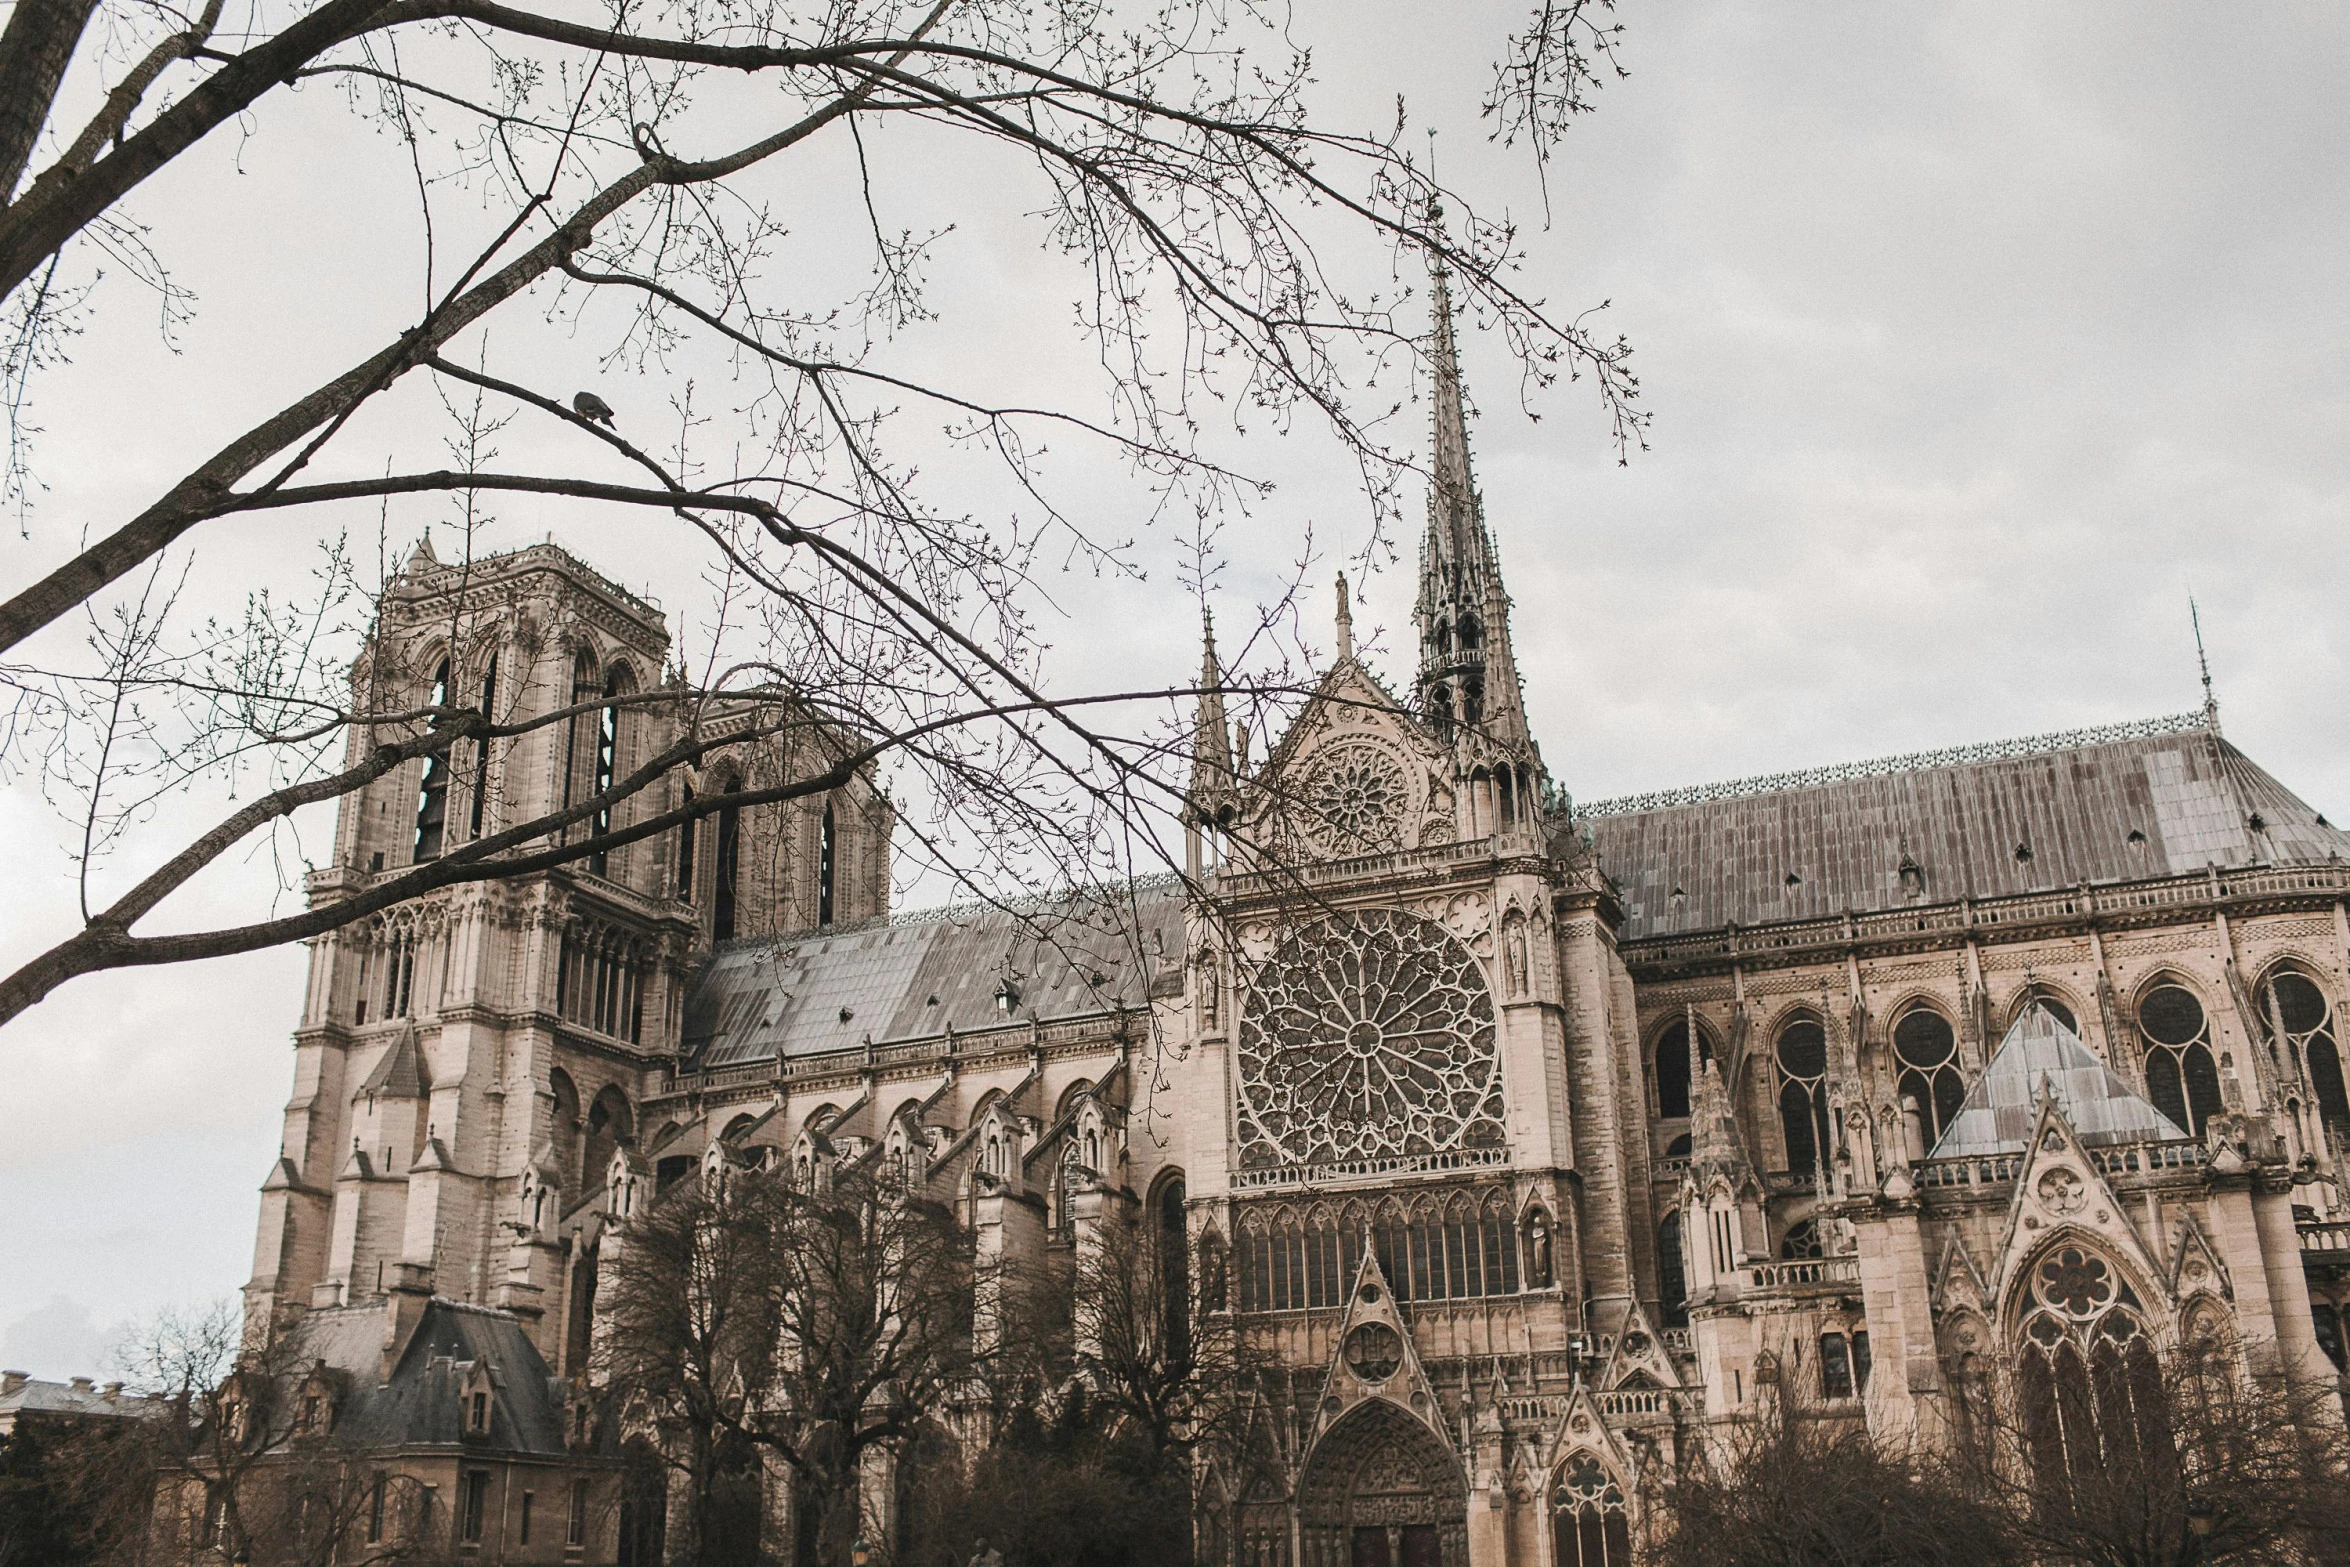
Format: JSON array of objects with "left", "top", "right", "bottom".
[
  {"left": 557, "top": 924, "right": 648, "bottom": 1042},
  {"left": 413, "top": 661, "right": 452, "bottom": 862}
]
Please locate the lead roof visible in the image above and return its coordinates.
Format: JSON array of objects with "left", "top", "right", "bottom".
[
  {"left": 682, "top": 878, "right": 1185, "bottom": 1070},
  {"left": 1582, "top": 719, "right": 2350, "bottom": 941}
]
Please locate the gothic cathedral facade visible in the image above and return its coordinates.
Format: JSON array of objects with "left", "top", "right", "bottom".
[{"left": 245, "top": 270, "right": 2350, "bottom": 1564}]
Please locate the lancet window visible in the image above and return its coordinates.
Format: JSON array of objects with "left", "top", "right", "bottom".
[
  {"left": 1653, "top": 1018, "right": 1712, "bottom": 1121},
  {"left": 1774, "top": 1017, "right": 1832, "bottom": 1176},
  {"left": 1893, "top": 1006, "right": 1965, "bottom": 1147},
  {"left": 414, "top": 660, "right": 453, "bottom": 862},
  {"left": 557, "top": 921, "right": 649, "bottom": 1042},
  {"left": 1657, "top": 1211, "right": 1687, "bottom": 1328},
  {"left": 2137, "top": 982, "right": 2222, "bottom": 1139},
  {"left": 1550, "top": 1453, "right": 1631, "bottom": 1567},
  {"left": 1234, "top": 1188, "right": 1520, "bottom": 1312},
  {"left": 587, "top": 664, "right": 634, "bottom": 877},
  {"left": 2013, "top": 1244, "right": 2168, "bottom": 1490},
  {"left": 2265, "top": 969, "right": 2349, "bottom": 1132}
]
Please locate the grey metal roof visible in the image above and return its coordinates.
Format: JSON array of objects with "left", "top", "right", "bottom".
[
  {"left": 294, "top": 1298, "right": 572, "bottom": 1455},
  {"left": 1583, "top": 720, "right": 2350, "bottom": 940},
  {"left": 682, "top": 878, "right": 1186, "bottom": 1069},
  {"left": 1927, "top": 1006, "right": 2187, "bottom": 1159},
  {"left": 0, "top": 1375, "right": 161, "bottom": 1425}
]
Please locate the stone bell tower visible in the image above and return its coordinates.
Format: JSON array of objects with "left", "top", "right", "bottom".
[{"left": 244, "top": 540, "right": 891, "bottom": 1363}]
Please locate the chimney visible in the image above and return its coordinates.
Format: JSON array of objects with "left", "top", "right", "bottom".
[
  {"left": 102, "top": 1382, "right": 123, "bottom": 1403},
  {"left": 381, "top": 1261, "right": 435, "bottom": 1382},
  {"left": 1, "top": 1371, "right": 27, "bottom": 1396},
  {"left": 69, "top": 1376, "right": 94, "bottom": 1393}
]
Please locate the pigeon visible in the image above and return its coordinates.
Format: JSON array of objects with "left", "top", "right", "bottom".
[{"left": 572, "top": 391, "right": 617, "bottom": 427}]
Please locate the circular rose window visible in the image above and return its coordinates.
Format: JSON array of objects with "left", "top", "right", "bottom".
[
  {"left": 1298, "top": 742, "right": 1410, "bottom": 857},
  {"left": 1236, "top": 908, "right": 1504, "bottom": 1168},
  {"left": 1344, "top": 1323, "right": 1403, "bottom": 1382}
]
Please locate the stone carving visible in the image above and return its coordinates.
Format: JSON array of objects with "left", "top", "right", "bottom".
[
  {"left": 1299, "top": 742, "right": 1411, "bottom": 857},
  {"left": 1236, "top": 909, "right": 1505, "bottom": 1168}
]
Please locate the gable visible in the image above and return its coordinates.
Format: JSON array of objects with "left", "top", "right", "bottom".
[{"left": 1928, "top": 1007, "right": 2186, "bottom": 1160}]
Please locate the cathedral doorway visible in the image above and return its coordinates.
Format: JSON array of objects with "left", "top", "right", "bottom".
[{"left": 1298, "top": 1400, "right": 1467, "bottom": 1567}]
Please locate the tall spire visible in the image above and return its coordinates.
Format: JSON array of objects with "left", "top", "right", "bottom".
[
  {"left": 1413, "top": 231, "right": 1529, "bottom": 753},
  {"left": 1184, "top": 610, "right": 1235, "bottom": 877},
  {"left": 2191, "top": 596, "right": 2222, "bottom": 736}
]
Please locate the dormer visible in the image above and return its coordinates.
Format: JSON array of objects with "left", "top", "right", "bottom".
[{"left": 459, "top": 1358, "right": 495, "bottom": 1441}]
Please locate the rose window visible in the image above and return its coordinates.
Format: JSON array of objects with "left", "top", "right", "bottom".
[
  {"left": 2020, "top": 1244, "right": 2144, "bottom": 1354},
  {"left": 1236, "top": 909, "right": 1504, "bottom": 1168},
  {"left": 1298, "top": 743, "right": 1410, "bottom": 857}
]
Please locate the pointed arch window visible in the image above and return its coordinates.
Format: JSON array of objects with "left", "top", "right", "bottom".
[
  {"left": 1657, "top": 1211, "right": 1687, "bottom": 1328},
  {"left": 1893, "top": 1007, "right": 1964, "bottom": 1148},
  {"left": 467, "top": 656, "right": 498, "bottom": 841},
  {"left": 2138, "top": 983, "right": 2222, "bottom": 1139},
  {"left": 674, "top": 783, "right": 696, "bottom": 903},
  {"left": 588, "top": 665, "right": 631, "bottom": 877},
  {"left": 1774, "top": 1018, "right": 1832, "bottom": 1176},
  {"left": 2014, "top": 1245, "right": 2172, "bottom": 1498},
  {"left": 563, "top": 651, "right": 598, "bottom": 812},
  {"left": 2265, "top": 970, "right": 2349, "bottom": 1132},
  {"left": 1654, "top": 1018, "right": 1712, "bottom": 1121},
  {"left": 414, "top": 661, "right": 453, "bottom": 862},
  {"left": 818, "top": 801, "right": 837, "bottom": 926},
  {"left": 1550, "top": 1453, "right": 1631, "bottom": 1567},
  {"left": 713, "top": 792, "right": 742, "bottom": 941}
]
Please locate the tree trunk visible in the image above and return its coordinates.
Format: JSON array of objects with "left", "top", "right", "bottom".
[{"left": 0, "top": 0, "right": 98, "bottom": 201}]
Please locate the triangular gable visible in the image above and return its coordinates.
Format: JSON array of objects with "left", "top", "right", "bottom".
[
  {"left": 1540, "top": 1382, "right": 1641, "bottom": 1484},
  {"left": 2167, "top": 1213, "right": 2233, "bottom": 1303},
  {"left": 1256, "top": 656, "right": 1427, "bottom": 782},
  {"left": 1929, "top": 1007, "right": 2186, "bottom": 1159},
  {"left": 1308, "top": 1248, "right": 1454, "bottom": 1458},
  {"left": 1596, "top": 1301, "right": 1682, "bottom": 1392},
  {"left": 1990, "top": 1097, "right": 2168, "bottom": 1320},
  {"left": 1929, "top": 1236, "right": 1995, "bottom": 1317},
  {"left": 357, "top": 1026, "right": 427, "bottom": 1100}
]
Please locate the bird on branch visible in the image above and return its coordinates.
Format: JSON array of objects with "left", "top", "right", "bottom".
[{"left": 573, "top": 391, "right": 617, "bottom": 427}]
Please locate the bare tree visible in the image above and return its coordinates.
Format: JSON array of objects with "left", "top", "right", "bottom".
[
  {"left": 593, "top": 1161, "right": 976, "bottom": 1565},
  {"left": 0, "top": 0, "right": 1643, "bottom": 1028},
  {"left": 1944, "top": 1338, "right": 2350, "bottom": 1567},
  {"left": 1649, "top": 1388, "right": 2016, "bottom": 1567}
]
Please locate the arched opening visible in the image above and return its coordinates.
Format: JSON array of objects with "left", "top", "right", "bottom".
[
  {"left": 2013, "top": 1243, "right": 2173, "bottom": 1505},
  {"left": 2017, "top": 988, "right": 2079, "bottom": 1034},
  {"left": 1892, "top": 1006, "right": 1964, "bottom": 1147},
  {"left": 1549, "top": 1452, "right": 1631, "bottom": 1567},
  {"left": 712, "top": 774, "right": 742, "bottom": 941},
  {"left": 1157, "top": 1173, "right": 1190, "bottom": 1367},
  {"left": 1657, "top": 1211, "right": 1687, "bottom": 1328},
  {"left": 548, "top": 1068, "right": 582, "bottom": 1190},
  {"left": 1297, "top": 1399, "right": 1467, "bottom": 1567},
  {"left": 1774, "top": 1017, "right": 1831, "bottom": 1175},
  {"left": 2266, "top": 969, "right": 2349, "bottom": 1132},
  {"left": 563, "top": 650, "right": 598, "bottom": 811},
  {"left": 414, "top": 659, "right": 453, "bottom": 862},
  {"left": 585, "top": 1086, "right": 634, "bottom": 1190},
  {"left": 588, "top": 663, "right": 634, "bottom": 877},
  {"left": 674, "top": 780, "right": 697, "bottom": 902},
  {"left": 1654, "top": 1018, "right": 1712, "bottom": 1121},
  {"left": 2138, "top": 982, "right": 2221, "bottom": 1138},
  {"left": 467, "top": 654, "right": 498, "bottom": 841},
  {"left": 818, "top": 800, "right": 838, "bottom": 926}
]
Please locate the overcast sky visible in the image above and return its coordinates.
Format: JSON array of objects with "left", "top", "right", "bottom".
[{"left": 6, "top": 3, "right": 2347, "bottom": 1377}]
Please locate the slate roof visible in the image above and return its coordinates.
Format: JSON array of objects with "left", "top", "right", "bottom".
[
  {"left": 682, "top": 877, "right": 1186, "bottom": 1069},
  {"left": 0, "top": 1374, "right": 163, "bottom": 1430},
  {"left": 1927, "top": 1006, "right": 2188, "bottom": 1159},
  {"left": 294, "top": 1298, "right": 572, "bottom": 1456},
  {"left": 1580, "top": 716, "right": 2350, "bottom": 941}
]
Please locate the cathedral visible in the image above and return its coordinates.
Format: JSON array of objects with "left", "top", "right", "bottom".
[{"left": 239, "top": 266, "right": 2350, "bottom": 1566}]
